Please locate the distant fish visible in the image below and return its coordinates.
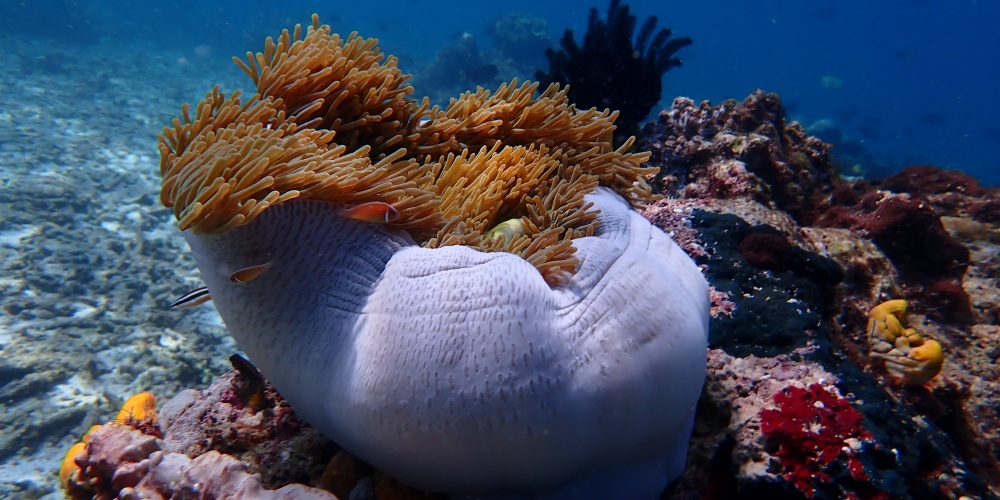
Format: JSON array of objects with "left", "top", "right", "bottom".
[
  {"left": 857, "top": 125, "right": 882, "bottom": 141},
  {"left": 820, "top": 75, "right": 843, "bottom": 90},
  {"left": 193, "top": 45, "right": 213, "bottom": 58},
  {"left": 837, "top": 105, "right": 861, "bottom": 123},
  {"left": 170, "top": 286, "right": 211, "bottom": 309}
]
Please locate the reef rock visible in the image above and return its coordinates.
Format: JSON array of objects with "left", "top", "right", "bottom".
[
  {"left": 636, "top": 92, "right": 999, "bottom": 498},
  {"left": 639, "top": 90, "right": 836, "bottom": 224}
]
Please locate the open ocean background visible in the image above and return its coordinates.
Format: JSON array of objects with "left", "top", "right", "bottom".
[{"left": 8, "top": 0, "right": 999, "bottom": 185}]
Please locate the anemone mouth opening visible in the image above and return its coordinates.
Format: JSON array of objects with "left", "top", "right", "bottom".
[{"left": 158, "top": 14, "right": 658, "bottom": 284}]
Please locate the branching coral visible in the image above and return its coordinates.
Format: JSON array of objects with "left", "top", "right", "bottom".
[
  {"left": 536, "top": 0, "right": 692, "bottom": 144},
  {"left": 158, "top": 14, "right": 709, "bottom": 499},
  {"left": 867, "top": 299, "right": 945, "bottom": 385}
]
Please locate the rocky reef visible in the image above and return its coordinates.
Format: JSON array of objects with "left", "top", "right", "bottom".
[{"left": 640, "top": 91, "right": 1000, "bottom": 498}]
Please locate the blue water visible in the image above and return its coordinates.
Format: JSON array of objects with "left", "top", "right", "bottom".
[{"left": 8, "top": 0, "right": 999, "bottom": 185}]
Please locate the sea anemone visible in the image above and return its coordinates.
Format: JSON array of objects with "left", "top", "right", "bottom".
[{"left": 160, "top": 15, "right": 710, "bottom": 498}]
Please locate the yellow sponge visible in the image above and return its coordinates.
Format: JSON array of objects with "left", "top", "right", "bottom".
[{"left": 867, "top": 300, "right": 944, "bottom": 385}]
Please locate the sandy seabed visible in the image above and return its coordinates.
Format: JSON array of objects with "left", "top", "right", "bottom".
[{"left": 0, "top": 36, "right": 247, "bottom": 497}]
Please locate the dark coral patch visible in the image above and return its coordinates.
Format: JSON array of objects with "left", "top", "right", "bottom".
[
  {"left": 862, "top": 196, "right": 969, "bottom": 283},
  {"left": 873, "top": 165, "right": 1000, "bottom": 225},
  {"left": 880, "top": 166, "right": 983, "bottom": 197},
  {"left": 814, "top": 188, "right": 970, "bottom": 286},
  {"left": 917, "top": 279, "right": 973, "bottom": 324},
  {"left": 692, "top": 211, "right": 842, "bottom": 357},
  {"left": 738, "top": 232, "right": 793, "bottom": 272}
]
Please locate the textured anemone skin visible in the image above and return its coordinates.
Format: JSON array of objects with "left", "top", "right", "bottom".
[{"left": 183, "top": 187, "right": 709, "bottom": 498}]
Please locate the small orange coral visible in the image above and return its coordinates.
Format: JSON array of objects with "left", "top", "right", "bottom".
[
  {"left": 61, "top": 393, "right": 158, "bottom": 489},
  {"left": 58, "top": 424, "right": 101, "bottom": 485},
  {"left": 115, "top": 392, "right": 158, "bottom": 424}
]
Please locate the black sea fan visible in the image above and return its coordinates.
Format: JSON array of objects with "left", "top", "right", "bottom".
[{"left": 536, "top": 0, "right": 692, "bottom": 145}]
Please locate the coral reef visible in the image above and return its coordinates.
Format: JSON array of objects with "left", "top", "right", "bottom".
[
  {"left": 63, "top": 399, "right": 338, "bottom": 499},
  {"left": 877, "top": 165, "right": 1000, "bottom": 224},
  {"left": 536, "top": 0, "right": 692, "bottom": 144},
  {"left": 486, "top": 13, "right": 551, "bottom": 72},
  {"left": 687, "top": 202, "right": 843, "bottom": 358},
  {"left": 62, "top": 369, "right": 452, "bottom": 499},
  {"left": 639, "top": 90, "right": 836, "bottom": 224},
  {"left": 815, "top": 189, "right": 970, "bottom": 284},
  {"left": 668, "top": 347, "right": 987, "bottom": 500},
  {"left": 15, "top": 7, "right": 999, "bottom": 498},
  {"left": 415, "top": 32, "right": 501, "bottom": 104},
  {"left": 634, "top": 90, "right": 999, "bottom": 496}
]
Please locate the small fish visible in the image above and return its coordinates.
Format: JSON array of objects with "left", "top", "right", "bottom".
[
  {"left": 170, "top": 286, "right": 211, "bottom": 309},
  {"left": 229, "top": 262, "right": 273, "bottom": 284},
  {"left": 340, "top": 202, "right": 399, "bottom": 223},
  {"left": 229, "top": 353, "right": 268, "bottom": 411},
  {"left": 484, "top": 219, "right": 527, "bottom": 246}
]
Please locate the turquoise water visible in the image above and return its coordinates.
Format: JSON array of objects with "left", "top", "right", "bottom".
[{"left": 9, "top": 0, "right": 999, "bottom": 185}]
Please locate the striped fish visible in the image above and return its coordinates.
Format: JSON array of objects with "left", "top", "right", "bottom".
[{"left": 170, "top": 286, "right": 211, "bottom": 309}]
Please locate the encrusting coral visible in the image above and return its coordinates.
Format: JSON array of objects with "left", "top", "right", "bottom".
[
  {"left": 156, "top": 14, "right": 709, "bottom": 499},
  {"left": 867, "top": 299, "right": 945, "bottom": 385}
]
